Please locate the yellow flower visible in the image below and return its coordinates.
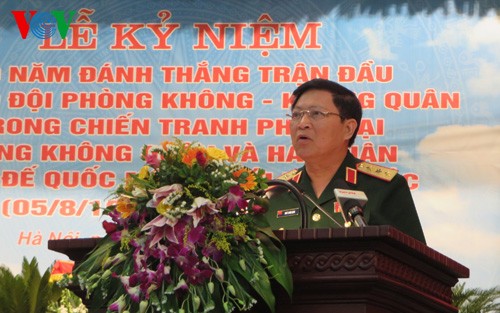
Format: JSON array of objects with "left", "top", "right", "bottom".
[
  {"left": 138, "top": 166, "right": 150, "bottom": 179},
  {"left": 123, "top": 175, "right": 134, "bottom": 192},
  {"left": 232, "top": 222, "right": 247, "bottom": 238},
  {"left": 206, "top": 147, "right": 229, "bottom": 160},
  {"left": 116, "top": 196, "right": 136, "bottom": 218},
  {"left": 211, "top": 232, "right": 231, "bottom": 255},
  {"left": 233, "top": 168, "right": 257, "bottom": 191},
  {"left": 156, "top": 201, "right": 173, "bottom": 215}
]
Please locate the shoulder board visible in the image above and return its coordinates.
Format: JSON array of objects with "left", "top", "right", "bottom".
[
  {"left": 356, "top": 162, "right": 398, "bottom": 182},
  {"left": 277, "top": 169, "right": 301, "bottom": 183}
]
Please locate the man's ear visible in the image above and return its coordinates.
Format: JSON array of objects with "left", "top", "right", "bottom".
[{"left": 344, "top": 119, "right": 357, "bottom": 140}]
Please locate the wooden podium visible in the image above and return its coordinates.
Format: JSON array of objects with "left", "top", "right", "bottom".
[{"left": 48, "top": 226, "right": 469, "bottom": 313}]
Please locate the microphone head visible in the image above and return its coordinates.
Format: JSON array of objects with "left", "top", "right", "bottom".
[
  {"left": 333, "top": 188, "right": 368, "bottom": 208},
  {"left": 333, "top": 180, "right": 368, "bottom": 225},
  {"left": 343, "top": 199, "right": 364, "bottom": 217}
]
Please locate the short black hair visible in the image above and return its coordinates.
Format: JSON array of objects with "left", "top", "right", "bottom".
[{"left": 291, "top": 78, "right": 362, "bottom": 147}]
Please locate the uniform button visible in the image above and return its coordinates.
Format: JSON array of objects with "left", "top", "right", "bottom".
[{"left": 312, "top": 213, "right": 321, "bottom": 222}]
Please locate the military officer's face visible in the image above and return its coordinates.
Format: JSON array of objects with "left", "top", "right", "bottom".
[{"left": 290, "top": 89, "right": 355, "bottom": 163}]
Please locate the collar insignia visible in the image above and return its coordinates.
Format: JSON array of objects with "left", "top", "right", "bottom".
[{"left": 346, "top": 167, "right": 357, "bottom": 184}]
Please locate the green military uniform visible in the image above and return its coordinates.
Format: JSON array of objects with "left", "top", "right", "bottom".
[{"left": 264, "top": 152, "right": 426, "bottom": 243}]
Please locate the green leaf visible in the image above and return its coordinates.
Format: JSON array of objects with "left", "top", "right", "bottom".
[
  {"left": 73, "top": 236, "right": 115, "bottom": 276},
  {"left": 452, "top": 282, "right": 500, "bottom": 313},
  {"left": 0, "top": 257, "right": 62, "bottom": 313},
  {"left": 256, "top": 228, "right": 294, "bottom": 299},
  {"left": 226, "top": 248, "right": 276, "bottom": 312}
]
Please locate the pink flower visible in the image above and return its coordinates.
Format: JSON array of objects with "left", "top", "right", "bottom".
[
  {"left": 119, "top": 275, "right": 141, "bottom": 303},
  {"left": 142, "top": 215, "right": 176, "bottom": 247},
  {"left": 145, "top": 153, "right": 161, "bottom": 169},
  {"left": 251, "top": 204, "right": 267, "bottom": 215},
  {"left": 186, "top": 197, "right": 218, "bottom": 227},
  {"left": 108, "top": 294, "right": 127, "bottom": 311},
  {"left": 146, "top": 184, "right": 183, "bottom": 208},
  {"left": 102, "top": 220, "right": 118, "bottom": 234},
  {"left": 196, "top": 150, "right": 208, "bottom": 167},
  {"left": 219, "top": 185, "right": 247, "bottom": 213},
  {"left": 174, "top": 278, "right": 188, "bottom": 293}
]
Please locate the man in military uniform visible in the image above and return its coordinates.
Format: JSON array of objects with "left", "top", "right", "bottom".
[{"left": 264, "top": 78, "right": 426, "bottom": 243}]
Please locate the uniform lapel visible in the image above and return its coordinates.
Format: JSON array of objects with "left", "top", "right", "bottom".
[
  {"left": 318, "top": 152, "right": 359, "bottom": 204},
  {"left": 297, "top": 153, "right": 360, "bottom": 216}
]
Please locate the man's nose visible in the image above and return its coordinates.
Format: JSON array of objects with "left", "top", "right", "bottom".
[{"left": 297, "top": 112, "right": 312, "bottom": 127}]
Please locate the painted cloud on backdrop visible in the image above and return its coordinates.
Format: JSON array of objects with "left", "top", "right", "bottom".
[{"left": 401, "top": 125, "right": 500, "bottom": 288}]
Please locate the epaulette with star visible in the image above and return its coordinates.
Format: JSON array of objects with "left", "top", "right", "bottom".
[
  {"left": 356, "top": 161, "right": 398, "bottom": 182},
  {"left": 266, "top": 169, "right": 302, "bottom": 193},
  {"left": 277, "top": 168, "right": 302, "bottom": 183}
]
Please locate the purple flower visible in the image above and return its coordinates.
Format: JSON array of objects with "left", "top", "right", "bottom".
[
  {"left": 133, "top": 247, "right": 147, "bottom": 272},
  {"left": 167, "top": 244, "right": 198, "bottom": 270},
  {"left": 147, "top": 243, "right": 168, "bottom": 263},
  {"left": 183, "top": 264, "right": 213, "bottom": 285},
  {"left": 155, "top": 262, "right": 172, "bottom": 285},
  {"left": 110, "top": 231, "right": 122, "bottom": 242},
  {"left": 136, "top": 269, "right": 159, "bottom": 299},
  {"left": 187, "top": 225, "right": 206, "bottom": 247},
  {"left": 119, "top": 275, "right": 141, "bottom": 303},
  {"left": 202, "top": 243, "right": 224, "bottom": 262},
  {"left": 220, "top": 185, "right": 247, "bottom": 213},
  {"left": 109, "top": 209, "right": 130, "bottom": 228}
]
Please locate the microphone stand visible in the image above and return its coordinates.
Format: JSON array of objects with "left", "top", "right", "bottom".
[
  {"left": 267, "top": 179, "right": 308, "bottom": 229},
  {"left": 299, "top": 192, "right": 344, "bottom": 228},
  {"left": 286, "top": 180, "right": 343, "bottom": 228}
]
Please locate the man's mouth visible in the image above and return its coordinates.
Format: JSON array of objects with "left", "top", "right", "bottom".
[{"left": 296, "top": 134, "right": 311, "bottom": 141}]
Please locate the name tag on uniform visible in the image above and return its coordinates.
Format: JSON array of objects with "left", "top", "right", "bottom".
[{"left": 277, "top": 208, "right": 299, "bottom": 218}]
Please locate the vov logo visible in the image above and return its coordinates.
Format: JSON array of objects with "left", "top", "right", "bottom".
[{"left": 12, "top": 10, "right": 76, "bottom": 40}]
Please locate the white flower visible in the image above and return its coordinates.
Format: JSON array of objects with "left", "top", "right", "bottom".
[{"left": 132, "top": 187, "right": 147, "bottom": 197}]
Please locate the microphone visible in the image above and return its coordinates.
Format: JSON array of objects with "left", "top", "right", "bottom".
[
  {"left": 266, "top": 179, "right": 308, "bottom": 229},
  {"left": 333, "top": 180, "right": 368, "bottom": 227}
]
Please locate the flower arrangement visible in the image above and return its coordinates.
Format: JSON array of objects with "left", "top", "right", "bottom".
[{"left": 73, "top": 139, "right": 293, "bottom": 313}]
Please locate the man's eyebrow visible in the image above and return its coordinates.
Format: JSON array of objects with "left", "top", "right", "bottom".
[{"left": 293, "top": 104, "right": 326, "bottom": 110}]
